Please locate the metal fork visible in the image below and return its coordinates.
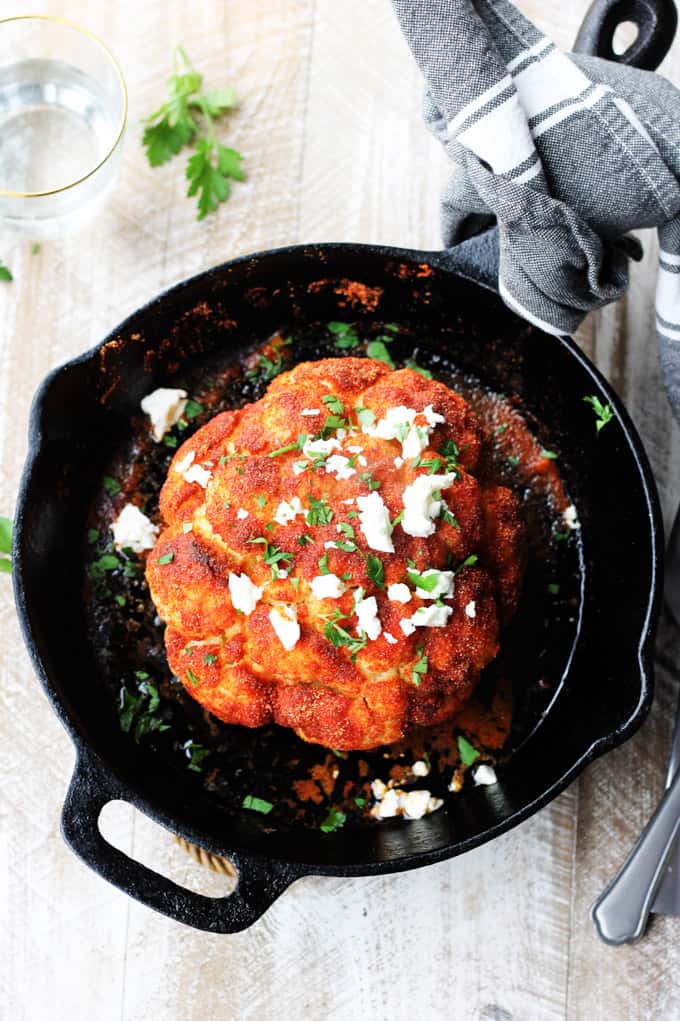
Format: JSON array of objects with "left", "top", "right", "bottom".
[{"left": 592, "top": 507, "right": 680, "bottom": 944}]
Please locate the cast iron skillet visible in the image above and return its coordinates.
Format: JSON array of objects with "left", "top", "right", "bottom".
[{"left": 12, "top": 2, "right": 672, "bottom": 932}]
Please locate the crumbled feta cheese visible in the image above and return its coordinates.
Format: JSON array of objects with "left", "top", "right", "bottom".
[
  {"left": 363, "top": 404, "right": 445, "bottom": 459},
  {"left": 371, "top": 778, "right": 387, "bottom": 800},
  {"left": 301, "top": 408, "right": 320, "bottom": 416},
  {"left": 408, "top": 604, "right": 453, "bottom": 628},
  {"left": 268, "top": 604, "right": 300, "bottom": 651},
  {"left": 325, "top": 454, "right": 356, "bottom": 480},
  {"left": 183, "top": 463, "right": 212, "bottom": 488},
  {"left": 354, "top": 591, "right": 382, "bottom": 641},
  {"left": 336, "top": 429, "right": 347, "bottom": 441},
  {"left": 228, "top": 572, "right": 263, "bottom": 615},
  {"left": 141, "top": 387, "right": 187, "bottom": 442},
  {"left": 303, "top": 437, "right": 341, "bottom": 458},
  {"left": 465, "top": 600, "right": 477, "bottom": 618},
  {"left": 400, "top": 618, "right": 417, "bottom": 637},
  {"left": 402, "top": 790, "right": 436, "bottom": 819},
  {"left": 324, "top": 541, "right": 340, "bottom": 549},
  {"left": 401, "top": 473, "right": 455, "bottom": 537},
  {"left": 411, "top": 759, "right": 430, "bottom": 777},
  {"left": 473, "top": 764, "right": 498, "bottom": 786},
  {"left": 174, "top": 450, "right": 195, "bottom": 475},
  {"left": 273, "top": 496, "right": 306, "bottom": 525},
  {"left": 236, "top": 507, "right": 249, "bottom": 520},
  {"left": 384, "top": 632, "right": 398, "bottom": 644},
  {"left": 293, "top": 460, "right": 308, "bottom": 476},
  {"left": 310, "top": 574, "right": 346, "bottom": 599},
  {"left": 394, "top": 456, "right": 404, "bottom": 469},
  {"left": 347, "top": 445, "right": 363, "bottom": 454},
  {"left": 111, "top": 504, "right": 159, "bottom": 553},
  {"left": 277, "top": 570, "right": 289, "bottom": 579},
  {"left": 387, "top": 582, "right": 411, "bottom": 604},
  {"left": 563, "top": 504, "right": 580, "bottom": 530},
  {"left": 341, "top": 498, "right": 355, "bottom": 506},
  {"left": 371, "top": 788, "right": 400, "bottom": 818},
  {"left": 357, "top": 491, "right": 394, "bottom": 553},
  {"left": 357, "top": 455, "right": 368, "bottom": 467},
  {"left": 415, "top": 569, "right": 454, "bottom": 600}
]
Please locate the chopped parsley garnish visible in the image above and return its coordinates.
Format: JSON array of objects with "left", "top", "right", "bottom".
[
  {"left": 115, "top": 594, "right": 127, "bottom": 607},
  {"left": 439, "top": 505, "right": 460, "bottom": 529},
  {"left": 412, "top": 647, "right": 428, "bottom": 686},
  {"left": 391, "top": 510, "right": 404, "bottom": 528},
  {"left": 322, "top": 393, "right": 345, "bottom": 415},
  {"left": 87, "top": 528, "right": 99, "bottom": 543},
  {"left": 88, "top": 552, "right": 121, "bottom": 580},
  {"left": 328, "top": 321, "right": 360, "bottom": 349},
  {"left": 142, "top": 46, "right": 243, "bottom": 220},
  {"left": 255, "top": 494, "right": 267, "bottom": 507},
  {"left": 366, "top": 554, "right": 384, "bottom": 588},
  {"left": 184, "top": 398, "right": 204, "bottom": 420},
  {"left": 320, "top": 807, "right": 347, "bottom": 833},
  {"left": 184, "top": 740, "right": 210, "bottom": 772},
  {"left": 298, "top": 533, "right": 313, "bottom": 546},
  {"left": 495, "top": 423, "right": 508, "bottom": 435},
  {"left": 103, "top": 475, "right": 121, "bottom": 495},
  {"left": 307, "top": 494, "right": 333, "bottom": 526},
  {"left": 366, "top": 339, "right": 395, "bottom": 368},
  {"left": 540, "top": 449, "right": 558, "bottom": 460},
  {"left": 323, "top": 610, "right": 367, "bottom": 660},
  {"left": 318, "top": 552, "right": 330, "bottom": 574},
  {"left": 457, "top": 735, "right": 480, "bottom": 766},
  {"left": 157, "top": 551, "right": 175, "bottom": 565},
  {"left": 164, "top": 434, "right": 178, "bottom": 448},
  {"left": 118, "top": 679, "right": 170, "bottom": 744},
  {"left": 354, "top": 796, "right": 366, "bottom": 808},
  {"left": 454, "top": 554, "right": 478, "bottom": 575},
  {"left": 405, "top": 358, "right": 433, "bottom": 379},
  {"left": 204, "top": 653, "right": 217, "bottom": 665},
  {"left": 186, "top": 667, "right": 199, "bottom": 686},
  {"left": 583, "top": 394, "right": 614, "bottom": 433},
  {"left": 354, "top": 406, "right": 376, "bottom": 428},
  {"left": 548, "top": 583, "right": 560, "bottom": 595},
  {"left": 439, "top": 439, "right": 461, "bottom": 472},
  {"left": 0, "top": 262, "right": 13, "bottom": 282},
  {"left": 248, "top": 537, "right": 294, "bottom": 578},
  {"left": 359, "top": 471, "right": 381, "bottom": 491},
  {"left": 242, "top": 794, "right": 274, "bottom": 814},
  {"left": 246, "top": 340, "right": 292, "bottom": 382},
  {"left": 406, "top": 568, "right": 440, "bottom": 592},
  {"left": 554, "top": 530, "right": 569, "bottom": 542},
  {"left": 268, "top": 433, "right": 308, "bottom": 458},
  {"left": 508, "top": 455, "right": 520, "bottom": 466}
]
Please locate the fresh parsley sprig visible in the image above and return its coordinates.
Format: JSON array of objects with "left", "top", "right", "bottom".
[
  {"left": 0, "top": 516, "right": 12, "bottom": 574},
  {"left": 142, "top": 46, "right": 244, "bottom": 220},
  {"left": 583, "top": 394, "right": 614, "bottom": 433},
  {"left": 0, "top": 262, "right": 12, "bottom": 282}
]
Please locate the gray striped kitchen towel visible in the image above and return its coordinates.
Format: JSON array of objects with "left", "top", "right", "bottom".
[{"left": 391, "top": 0, "right": 680, "bottom": 419}]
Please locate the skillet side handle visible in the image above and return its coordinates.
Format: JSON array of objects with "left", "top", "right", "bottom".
[
  {"left": 573, "top": 0, "right": 678, "bottom": 71},
  {"left": 61, "top": 751, "right": 301, "bottom": 933}
]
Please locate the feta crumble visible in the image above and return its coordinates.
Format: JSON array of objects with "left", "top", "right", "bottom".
[
  {"left": 228, "top": 572, "right": 263, "bottom": 615},
  {"left": 303, "top": 436, "right": 341, "bottom": 459},
  {"left": 310, "top": 574, "right": 346, "bottom": 599},
  {"left": 236, "top": 508, "right": 249, "bottom": 520},
  {"left": 362, "top": 404, "right": 445, "bottom": 459},
  {"left": 325, "top": 454, "right": 356, "bottom": 480},
  {"left": 370, "top": 780, "right": 443, "bottom": 820},
  {"left": 473, "top": 764, "right": 498, "bottom": 786},
  {"left": 273, "top": 496, "right": 307, "bottom": 525},
  {"left": 111, "top": 504, "right": 159, "bottom": 553},
  {"left": 411, "top": 759, "right": 430, "bottom": 777},
  {"left": 357, "top": 491, "right": 394, "bottom": 553},
  {"left": 268, "top": 604, "right": 300, "bottom": 651},
  {"left": 183, "top": 463, "right": 212, "bottom": 488},
  {"left": 174, "top": 450, "right": 195, "bottom": 475},
  {"left": 414, "top": 569, "right": 454, "bottom": 600},
  {"left": 401, "top": 473, "right": 455, "bottom": 537},
  {"left": 407, "top": 604, "right": 453, "bottom": 628},
  {"left": 383, "top": 632, "right": 398, "bottom": 644},
  {"left": 563, "top": 504, "right": 580, "bottom": 530},
  {"left": 387, "top": 582, "right": 411, "bottom": 604},
  {"left": 354, "top": 590, "right": 382, "bottom": 641},
  {"left": 141, "top": 387, "right": 188, "bottom": 442},
  {"left": 465, "top": 600, "right": 477, "bottom": 618},
  {"left": 301, "top": 408, "right": 320, "bottom": 416}
]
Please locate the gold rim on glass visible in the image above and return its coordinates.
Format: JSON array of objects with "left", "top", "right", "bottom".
[{"left": 0, "top": 14, "right": 128, "bottom": 198}]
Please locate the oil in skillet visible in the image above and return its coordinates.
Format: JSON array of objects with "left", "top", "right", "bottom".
[{"left": 83, "top": 322, "right": 583, "bottom": 831}]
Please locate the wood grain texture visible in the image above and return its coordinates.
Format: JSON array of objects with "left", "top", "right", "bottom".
[{"left": 1, "top": 1, "right": 679, "bottom": 1019}]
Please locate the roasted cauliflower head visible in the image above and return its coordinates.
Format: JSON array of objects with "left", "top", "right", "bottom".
[{"left": 146, "top": 358, "right": 525, "bottom": 750}]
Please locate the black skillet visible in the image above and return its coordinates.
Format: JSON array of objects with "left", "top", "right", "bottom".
[{"left": 12, "top": 0, "right": 673, "bottom": 932}]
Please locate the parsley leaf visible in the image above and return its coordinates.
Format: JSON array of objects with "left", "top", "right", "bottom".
[
  {"left": 366, "top": 339, "right": 395, "bottom": 368},
  {"left": 412, "top": 647, "right": 428, "bottom": 686},
  {"left": 366, "top": 554, "right": 384, "bottom": 589},
  {"left": 583, "top": 394, "right": 614, "bottom": 433},
  {"left": 103, "top": 475, "right": 121, "bottom": 496},
  {"left": 142, "top": 46, "right": 243, "bottom": 219},
  {"left": 328, "top": 321, "right": 359, "bottom": 349},
  {"left": 457, "top": 735, "right": 480, "bottom": 766},
  {"left": 404, "top": 358, "right": 433, "bottom": 379},
  {"left": 0, "top": 516, "right": 12, "bottom": 556},
  {"left": 406, "top": 568, "right": 440, "bottom": 593},
  {"left": 307, "top": 494, "right": 333, "bottom": 526},
  {"left": 184, "top": 398, "right": 203, "bottom": 419},
  {"left": 184, "top": 739, "right": 210, "bottom": 772},
  {"left": 323, "top": 610, "right": 367, "bottom": 660},
  {"left": 157, "top": 552, "right": 174, "bottom": 565},
  {"left": 320, "top": 807, "right": 347, "bottom": 833},
  {"left": 0, "top": 262, "right": 13, "bottom": 282},
  {"left": 242, "top": 794, "right": 274, "bottom": 815},
  {"left": 354, "top": 406, "right": 376, "bottom": 428},
  {"left": 322, "top": 393, "right": 344, "bottom": 415}
]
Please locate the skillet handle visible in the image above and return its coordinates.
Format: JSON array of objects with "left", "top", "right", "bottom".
[
  {"left": 61, "top": 750, "right": 302, "bottom": 933},
  {"left": 573, "top": 0, "right": 678, "bottom": 71}
]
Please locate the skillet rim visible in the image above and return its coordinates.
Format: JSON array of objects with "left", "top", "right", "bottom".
[{"left": 12, "top": 239, "right": 664, "bottom": 876}]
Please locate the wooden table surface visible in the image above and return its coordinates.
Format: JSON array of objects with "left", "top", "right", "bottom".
[{"left": 2, "top": 1, "right": 680, "bottom": 1018}]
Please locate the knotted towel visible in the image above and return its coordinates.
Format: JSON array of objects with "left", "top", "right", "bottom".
[{"left": 391, "top": 0, "right": 680, "bottom": 419}]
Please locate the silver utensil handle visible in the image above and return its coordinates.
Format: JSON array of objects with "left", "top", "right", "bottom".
[{"left": 592, "top": 769, "right": 680, "bottom": 944}]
